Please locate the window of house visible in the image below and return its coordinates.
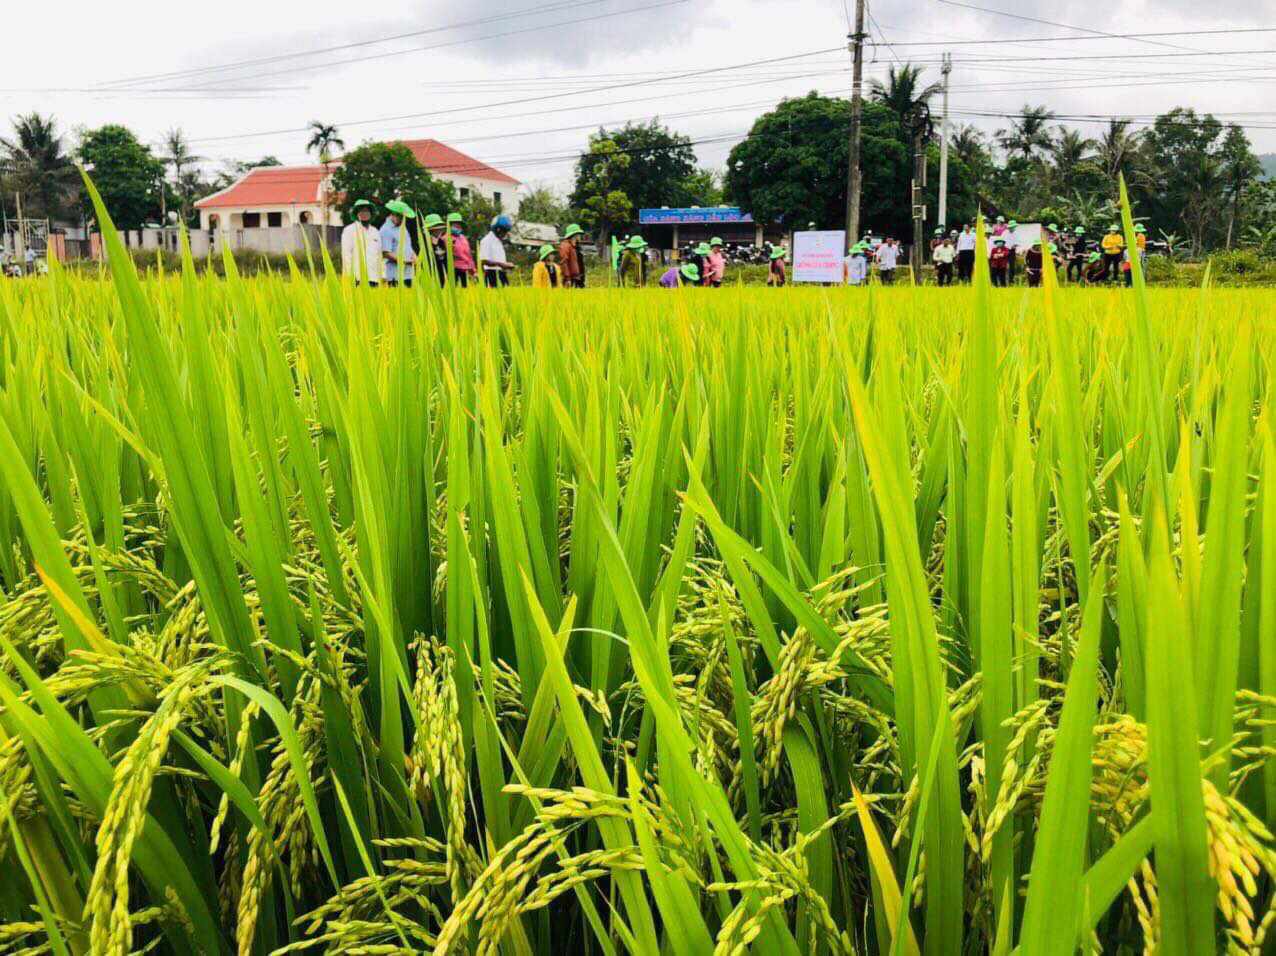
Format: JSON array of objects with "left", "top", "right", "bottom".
[
  {"left": 459, "top": 187, "right": 470, "bottom": 199},
  {"left": 242, "top": 212, "right": 261, "bottom": 228},
  {"left": 493, "top": 192, "right": 502, "bottom": 210},
  {"left": 267, "top": 211, "right": 283, "bottom": 228}
]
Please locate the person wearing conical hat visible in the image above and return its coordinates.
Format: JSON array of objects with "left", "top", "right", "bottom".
[
  {"left": 341, "top": 199, "right": 382, "bottom": 286},
  {"left": 532, "top": 243, "right": 562, "bottom": 289},
  {"left": 380, "top": 200, "right": 416, "bottom": 288},
  {"left": 767, "top": 246, "right": 787, "bottom": 287},
  {"left": 619, "top": 235, "right": 648, "bottom": 287}
]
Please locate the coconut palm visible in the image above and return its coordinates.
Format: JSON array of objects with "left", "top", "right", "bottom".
[
  {"left": 306, "top": 121, "right": 345, "bottom": 229},
  {"left": 869, "top": 64, "right": 942, "bottom": 120},
  {"left": 996, "top": 105, "right": 1056, "bottom": 161},
  {"left": 160, "top": 128, "right": 204, "bottom": 225},
  {"left": 1096, "top": 119, "right": 1141, "bottom": 187},
  {"left": 0, "top": 112, "right": 76, "bottom": 222}
]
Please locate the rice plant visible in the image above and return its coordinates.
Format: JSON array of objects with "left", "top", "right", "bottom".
[{"left": 0, "top": 178, "right": 1272, "bottom": 955}]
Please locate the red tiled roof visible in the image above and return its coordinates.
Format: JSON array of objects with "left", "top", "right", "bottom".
[
  {"left": 195, "top": 140, "right": 519, "bottom": 211},
  {"left": 195, "top": 166, "right": 328, "bottom": 209},
  {"left": 392, "top": 138, "right": 521, "bottom": 186}
]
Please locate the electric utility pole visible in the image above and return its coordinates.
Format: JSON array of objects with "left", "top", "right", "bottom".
[
  {"left": 938, "top": 52, "right": 952, "bottom": 229},
  {"left": 845, "top": 0, "right": 866, "bottom": 252},
  {"left": 910, "top": 104, "right": 930, "bottom": 284}
]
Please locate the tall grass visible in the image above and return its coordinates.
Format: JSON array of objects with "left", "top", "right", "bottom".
[{"left": 0, "top": 187, "right": 1273, "bottom": 954}]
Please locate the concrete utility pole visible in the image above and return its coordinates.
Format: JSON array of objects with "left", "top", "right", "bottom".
[
  {"left": 938, "top": 52, "right": 952, "bottom": 229},
  {"left": 910, "top": 105, "right": 928, "bottom": 284},
  {"left": 14, "top": 192, "right": 26, "bottom": 275},
  {"left": 845, "top": 0, "right": 866, "bottom": 252}
]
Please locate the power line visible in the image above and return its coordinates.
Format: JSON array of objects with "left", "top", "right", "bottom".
[
  {"left": 177, "top": 0, "right": 691, "bottom": 91},
  {"left": 866, "top": 26, "right": 1276, "bottom": 46},
  {"left": 98, "top": 0, "right": 612, "bottom": 89},
  {"left": 185, "top": 45, "right": 848, "bottom": 144}
]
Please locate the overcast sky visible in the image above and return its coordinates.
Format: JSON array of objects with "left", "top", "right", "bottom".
[{"left": 5, "top": 0, "right": 1275, "bottom": 196}]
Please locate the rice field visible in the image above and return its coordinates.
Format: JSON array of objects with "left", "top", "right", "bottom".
[{"left": 0, "top": 183, "right": 1274, "bottom": 956}]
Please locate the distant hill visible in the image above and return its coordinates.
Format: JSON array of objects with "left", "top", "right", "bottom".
[{"left": 1261, "top": 153, "right": 1276, "bottom": 179}]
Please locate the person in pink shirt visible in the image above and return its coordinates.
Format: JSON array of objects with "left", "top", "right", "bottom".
[
  {"left": 446, "top": 213, "right": 476, "bottom": 287},
  {"left": 706, "top": 236, "right": 727, "bottom": 287}
]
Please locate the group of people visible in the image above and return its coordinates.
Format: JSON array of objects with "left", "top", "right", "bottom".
[
  {"left": 0, "top": 246, "right": 40, "bottom": 277},
  {"left": 927, "top": 217, "right": 1149, "bottom": 288},
  {"left": 341, "top": 199, "right": 599, "bottom": 290}
]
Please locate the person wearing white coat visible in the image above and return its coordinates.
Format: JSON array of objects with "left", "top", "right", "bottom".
[{"left": 341, "top": 199, "right": 382, "bottom": 285}]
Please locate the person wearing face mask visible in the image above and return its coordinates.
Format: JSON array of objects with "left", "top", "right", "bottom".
[
  {"left": 446, "top": 213, "right": 476, "bottom": 287},
  {"left": 341, "top": 199, "right": 382, "bottom": 286}
]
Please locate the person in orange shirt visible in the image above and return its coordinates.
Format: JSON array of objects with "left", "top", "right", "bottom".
[{"left": 558, "top": 224, "right": 585, "bottom": 288}]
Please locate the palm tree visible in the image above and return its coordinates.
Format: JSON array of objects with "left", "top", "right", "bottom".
[
  {"left": 0, "top": 112, "right": 76, "bottom": 222},
  {"left": 160, "top": 128, "right": 204, "bottom": 225},
  {"left": 869, "top": 64, "right": 942, "bottom": 120},
  {"left": 1096, "top": 119, "right": 1141, "bottom": 187},
  {"left": 1049, "top": 128, "right": 1096, "bottom": 194},
  {"left": 950, "top": 123, "right": 994, "bottom": 208},
  {"left": 306, "top": 121, "right": 345, "bottom": 229},
  {"left": 996, "top": 105, "right": 1056, "bottom": 162}
]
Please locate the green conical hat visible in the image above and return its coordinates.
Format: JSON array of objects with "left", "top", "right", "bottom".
[
  {"left": 538, "top": 243, "right": 556, "bottom": 261},
  {"left": 446, "top": 212, "right": 463, "bottom": 224},
  {"left": 626, "top": 236, "right": 646, "bottom": 250},
  {"left": 422, "top": 213, "right": 444, "bottom": 229},
  {"left": 693, "top": 242, "right": 712, "bottom": 255},
  {"left": 563, "top": 224, "right": 583, "bottom": 239},
  {"left": 680, "top": 263, "right": 700, "bottom": 281},
  {"left": 710, "top": 236, "right": 724, "bottom": 246},
  {"left": 385, "top": 200, "right": 415, "bottom": 217},
  {"left": 352, "top": 199, "right": 374, "bottom": 210}
]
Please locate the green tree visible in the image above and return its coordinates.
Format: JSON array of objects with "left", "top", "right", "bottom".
[
  {"left": 681, "top": 167, "right": 724, "bottom": 207},
  {"left": 159, "top": 128, "right": 204, "bottom": 225},
  {"left": 77, "top": 124, "right": 164, "bottom": 230},
  {"left": 725, "top": 93, "right": 918, "bottom": 235},
  {"left": 572, "top": 137, "right": 632, "bottom": 253},
  {"left": 1, "top": 112, "right": 77, "bottom": 222},
  {"left": 997, "top": 105, "right": 1056, "bottom": 162},
  {"left": 570, "top": 120, "right": 695, "bottom": 217},
  {"left": 306, "top": 121, "right": 344, "bottom": 228},
  {"left": 1219, "top": 124, "right": 1262, "bottom": 248},
  {"left": 1096, "top": 119, "right": 1142, "bottom": 191},
  {"left": 518, "top": 184, "right": 569, "bottom": 226},
  {"left": 329, "top": 142, "right": 455, "bottom": 227},
  {"left": 869, "top": 64, "right": 942, "bottom": 120},
  {"left": 457, "top": 193, "right": 498, "bottom": 243},
  {"left": 1135, "top": 108, "right": 1238, "bottom": 253}
]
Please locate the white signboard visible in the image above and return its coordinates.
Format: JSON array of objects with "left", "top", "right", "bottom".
[{"left": 792, "top": 230, "right": 847, "bottom": 283}]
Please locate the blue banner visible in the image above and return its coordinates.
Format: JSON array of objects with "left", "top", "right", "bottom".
[{"left": 638, "top": 207, "right": 754, "bottom": 225}]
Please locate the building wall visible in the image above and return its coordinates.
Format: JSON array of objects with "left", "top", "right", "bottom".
[
  {"left": 199, "top": 204, "right": 327, "bottom": 231},
  {"left": 436, "top": 175, "right": 520, "bottom": 214}
]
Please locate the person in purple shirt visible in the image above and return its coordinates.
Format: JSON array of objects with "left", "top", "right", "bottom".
[{"left": 659, "top": 262, "right": 700, "bottom": 287}]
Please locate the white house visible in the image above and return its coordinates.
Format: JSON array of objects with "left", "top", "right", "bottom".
[{"left": 195, "top": 138, "right": 521, "bottom": 231}]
